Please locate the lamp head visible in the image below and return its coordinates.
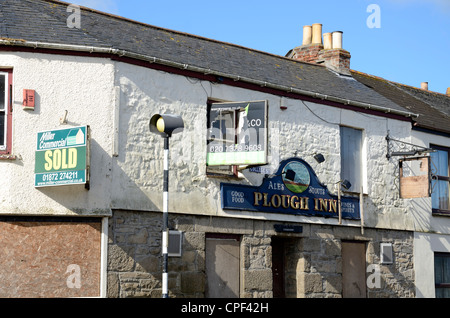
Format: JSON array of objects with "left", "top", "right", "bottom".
[
  {"left": 341, "top": 179, "right": 352, "bottom": 190},
  {"left": 313, "top": 153, "right": 325, "bottom": 163},
  {"left": 150, "top": 114, "right": 184, "bottom": 137}
]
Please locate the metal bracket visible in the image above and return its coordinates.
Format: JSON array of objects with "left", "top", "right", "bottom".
[{"left": 386, "top": 132, "right": 435, "bottom": 159}]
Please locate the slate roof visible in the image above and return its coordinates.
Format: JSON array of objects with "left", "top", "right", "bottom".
[
  {"left": 1, "top": 0, "right": 449, "bottom": 134},
  {"left": 352, "top": 71, "right": 450, "bottom": 135}
]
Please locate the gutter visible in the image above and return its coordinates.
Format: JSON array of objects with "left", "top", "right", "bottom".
[{"left": 0, "top": 39, "right": 420, "bottom": 119}]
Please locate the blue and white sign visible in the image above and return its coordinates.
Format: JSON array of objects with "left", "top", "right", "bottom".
[{"left": 221, "top": 158, "right": 360, "bottom": 220}]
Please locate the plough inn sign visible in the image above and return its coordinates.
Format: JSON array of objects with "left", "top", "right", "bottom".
[{"left": 221, "top": 158, "right": 360, "bottom": 220}]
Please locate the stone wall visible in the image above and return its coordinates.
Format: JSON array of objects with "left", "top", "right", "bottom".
[
  {"left": 285, "top": 226, "right": 415, "bottom": 298},
  {"left": 107, "top": 210, "right": 414, "bottom": 298}
]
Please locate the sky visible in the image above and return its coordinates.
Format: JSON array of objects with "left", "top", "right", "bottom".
[{"left": 70, "top": 0, "right": 450, "bottom": 95}]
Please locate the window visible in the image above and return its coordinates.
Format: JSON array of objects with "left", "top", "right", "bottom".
[
  {"left": 435, "top": 252, "right": 450, "bottom": 298},
  {"left": 431, "top": 145, "right": 450, "bottom": 214},
  {"left": 206, "top": 99, "right": 268, "bottom": 177},
  {"left": 340, "top": 126, "right": 363, "bottom": 192},
  {"left": 0, "top": 70, "right": 12, "bottom": 155}
]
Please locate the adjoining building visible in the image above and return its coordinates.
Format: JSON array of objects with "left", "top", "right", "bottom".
[{"left": 0, "top": 0, "right": 449, "bottom": 298}]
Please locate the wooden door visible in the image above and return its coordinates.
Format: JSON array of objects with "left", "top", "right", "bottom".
[{"left": 342, "top": 241, "right": 367, "bottom": 298}]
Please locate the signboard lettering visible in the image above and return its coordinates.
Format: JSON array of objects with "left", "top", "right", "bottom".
[
  {"left": 35, "top": 126, "right": 89, "bottom": 187},
  {"left": 221, "top": 158, "right": 360, "bottom": 220}
]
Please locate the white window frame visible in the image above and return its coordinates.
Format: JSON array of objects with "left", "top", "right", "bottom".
[
  {"left": 431, "top": 145, "right": 450, "bottom": 214},
  {"left": 340, "top": 126, "right": 366, "bottom": 193}
]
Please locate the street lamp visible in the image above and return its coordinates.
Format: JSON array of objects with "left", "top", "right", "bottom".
[{"left": 149, "top": 113, "right": 184, "bottom": 298}]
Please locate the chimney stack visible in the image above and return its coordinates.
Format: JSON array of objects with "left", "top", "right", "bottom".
[
  {"left": 421, "top": 82, "right": 428, "bottom": 90},
  {"left": 446, "top": 87, "right": 450, "bottom": 96},
  {"left": 290, "top": 24, "right": 351, "bottom": 75}
]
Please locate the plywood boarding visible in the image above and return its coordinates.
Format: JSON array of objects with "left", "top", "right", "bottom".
[
  {"left": 0, "top": 217, "right": 102, "bottom": 298},
  {"left": 399, "top": 157, "right": 430, "bottom": 199}
]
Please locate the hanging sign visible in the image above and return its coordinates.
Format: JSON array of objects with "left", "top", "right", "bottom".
[
  {"left": 35, "top": 126, "right": 90, "bottom": 187},
  {"left": 207, "top": 100, "right": 268, "bottom": 166},
  {"left": 221, "top": 158, "right": 360, "bottom": 220}
]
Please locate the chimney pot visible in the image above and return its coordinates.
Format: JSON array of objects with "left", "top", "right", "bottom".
[
  {"left": 323, "top": 33, "right": 332, "bottom": 49},
  {"left": 421, "top": 82, "right": 428, "bottom": 90},
  {"left": 312, "top": 23, "right": 323, "bottom": 44},
  {"left": 291, "top": 23, "right": 350, "bottom": 75},
  {"left": 302, "top": 25, "right": 312, "bottom": 45},
  {"left": 446, "top": 87, "right": 450, "bottom": 95},
  {"left": 332, "top": 31, "right": 343, "bottom": 49}
]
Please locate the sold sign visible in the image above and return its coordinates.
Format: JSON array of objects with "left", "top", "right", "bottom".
[{"left": 35, "top": 126, "right": 89, "bottom": 188}]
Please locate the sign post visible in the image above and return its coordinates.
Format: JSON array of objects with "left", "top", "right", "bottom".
[{"left": 35, "top": 126, "right": 90, "bottom": 188}]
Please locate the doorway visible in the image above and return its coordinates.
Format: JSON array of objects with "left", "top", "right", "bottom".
[
  {"left": 205, "top": 234, "right": 240, "bottom": 298},
  {"left": 342, "top": 241, "right": 367, "bottom": 298},
  {"left": 272, "top": 237, "right": 286, "bottom": 298}
]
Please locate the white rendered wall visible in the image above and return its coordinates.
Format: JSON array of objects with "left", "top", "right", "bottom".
[
  {"left": 414, "top": 232, "right": 450, "bottom": 297},
  {"left": 410, "top": 131, "right": 450, "bottom": 298},
  {"left": 112, "top": 61, "right": 415, "bottom": 230},
  {"left": 1, "top": 52, "right": 438, "bottom": 232},
  {"left": 0, "top": 52, "right": 116, "bottom": 216}
]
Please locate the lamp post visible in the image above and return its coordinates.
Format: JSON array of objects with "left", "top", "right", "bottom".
[{"left": 149, "top": 114, "right": 184, "bottom": 298}]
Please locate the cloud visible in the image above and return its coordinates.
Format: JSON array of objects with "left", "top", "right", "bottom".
[{"left": 70, "top": 0, "right": 119, "bottom": 15}]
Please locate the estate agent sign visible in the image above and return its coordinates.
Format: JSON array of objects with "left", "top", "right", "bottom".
[
  {"left": 221, "top": 158, "right": 360, "bottom": 220},
  {"left": 35, "top": 126, "right": 90, "bottom": 187}
]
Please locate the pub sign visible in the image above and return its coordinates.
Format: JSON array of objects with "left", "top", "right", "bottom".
[{"left": 221, "top": 158, "right": 360, "bottom": 220}]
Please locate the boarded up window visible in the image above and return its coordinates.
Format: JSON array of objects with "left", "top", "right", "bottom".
[
  {"left": 340, "top": 126, "right": 363, "bottom": 192},
  {"left": 0, "top": 217, "right": 102, "bottom": 298},
  {"left": 399, "top": 156, "right": 430, "bottom": 198}
]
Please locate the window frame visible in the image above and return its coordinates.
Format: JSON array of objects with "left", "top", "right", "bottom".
[
  {"left": 435, "top": 252, "right": 450, "bottom": 298},
  {"left": 206, "top": 99, "right": 239, "bottom": 178},
  {"left": 340, "top": 125, "right": 364, "bottom": 193},
  {"left": 0, "top": 69, "right": 13, "bottom": 156},
  {"left": 430, "top": 144, "right": 450, "bottom": 216}
]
